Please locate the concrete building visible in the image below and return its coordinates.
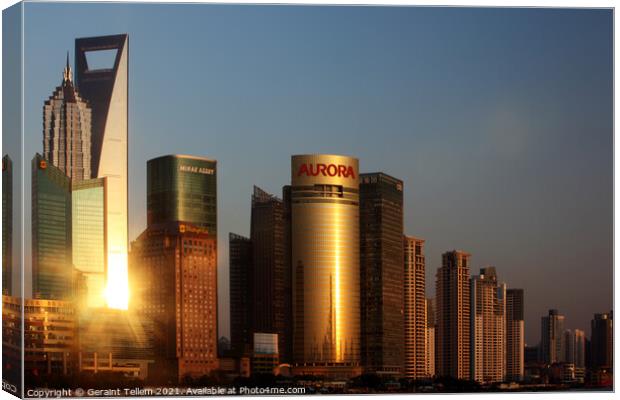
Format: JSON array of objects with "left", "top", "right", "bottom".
[
  {"left": 23, "top": 298, "right": 77, "bottom": 376},
  {"left": 506, "top": 288, "right": 525, "bottom": 382},
  {"left": 540, "top": 309, "right": 565, "bottom": 365},
  {"left": 131, "top": 221, "right": 218, "bottom": 382},
  {"left": 359, "top": 173, "right": 404, "bottom": 376},
  {"left": 290, "top": 154, "right": 361, "bottom": 378},
  {"left": 470, "top": 267, "right": 505, "bottom": 384},
  {"left": 425, "top": 298, "right": 436, "bottom": 378},
  {"left": 436, "top": 250, "right": 470, "bottom": 380},
  {"left": 403, "top": 236, "right": 426, "bottom": 379}
]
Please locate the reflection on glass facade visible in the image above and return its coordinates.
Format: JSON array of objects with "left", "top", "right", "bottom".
[
  {"left": 72, "top": 178, "right": 106, "bottom": 308},
  {"left": 3, "top": 155, "right": 12, "bottom": 296},
  {"left": 359, "top": 173, "right": 404, "bottom": 375},
  {"left": 290, "top": 154, "right": 360, "bottom": 374},
  {"left": 75, "top": 34, "right": 129, "bottom": 309},
  {"left": 147, "top": 155, "right": 217, "bottom": 236},
  {"left": 31, "top": 154, "right": 72, "bottom": 300}
]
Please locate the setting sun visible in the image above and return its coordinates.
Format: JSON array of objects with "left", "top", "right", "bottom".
[{"left": 105, "top": 252, "right": 130, "bottom": 310}]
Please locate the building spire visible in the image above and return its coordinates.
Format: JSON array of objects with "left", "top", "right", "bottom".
[{"left": 63, "top": 51, "right": 73, "bottom": 84}]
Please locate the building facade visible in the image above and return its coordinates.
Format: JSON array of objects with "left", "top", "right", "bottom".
[
  {"left": 43, "top": 56, "right": 92, "bottom": 181},
  {"left": 31, "top": 154, "right": 73, "bottom": 300},
  {"left": 290, "top": 154, "right": 360, "bottom": 377},
  {"left": 425, "top": 298, "right": 436, "bottom": 378},
  {"left": 147, "top": 154, "right": 217, "bottom": 234},
  {"left": 23, "top": 298, "right": 77, "bottom": 377},
  {"left": 75, "top": 34, "right": 129, "bottom": 309},
  {"left": 564, "top": 329, "right": 585, "bottom": 369},
  {"left": 131, "top": 222, "right": 218, "bottom": 382},
  {"left": 506, "top": 288, "right": 524, "bottom": 382},
  {"left": 540, "top": 309, "right": 565, "bottom": 365},
  {"left": 359, "top": 173, "right": 404, "bottom": 376},
  {"left": 590, "top": 312, "right": 613, "bottom": 369},
  {"left": 229, "top": 233, "right": 253, "bottom": 358},
  {"left": 403, "top": 236, "right": 426, "bottom": 379},
  {"left": 436, "top": 250, "right": 470, "bottom": 380},
  {"left": 250, "top": 186, "right": 292, "bottom": 363},
  {"left": 470, "top": 267, "right": 505, "bottom": 383},
  {"left": 71, "top": 178, "right": 107, "bottom": 309},
  {"left": 3, "top": 155, "right": 12, "bottom": 295}
]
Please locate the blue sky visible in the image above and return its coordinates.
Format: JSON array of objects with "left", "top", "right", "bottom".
[{"left": 8, "top": 3, "right": 613, "bottom": 343}]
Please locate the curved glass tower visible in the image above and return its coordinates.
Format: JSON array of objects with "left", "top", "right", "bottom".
[{"left": 290, "top": 154, "right": 360, "bottom": 376}]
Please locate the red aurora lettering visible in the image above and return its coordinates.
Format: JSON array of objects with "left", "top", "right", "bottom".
[{"left": 297, "top": 163, "right": 356, "bottom": 179}]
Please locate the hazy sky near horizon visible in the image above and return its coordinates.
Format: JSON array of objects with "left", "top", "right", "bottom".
[{"left": 8, "top": 3, "right": 613, "bottom": 344}]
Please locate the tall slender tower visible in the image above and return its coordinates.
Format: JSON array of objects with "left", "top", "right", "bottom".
[
  {"left": 436, "top": 250, "right": 470, "bottom": 380},
  {"left": 403, "top": 236, "right": 426, "bottom": 379},
  {"left": 290, "top": 154, "right": 360, "bottom": 378},
  {"left": 250, "top": 186, "right": 292, "bottom": 363},
  {"left": 506, "top": 288, "right": 524, "bottom": 382},
  {"left": 590, "top": 312, "right": 613, "bottom": 369},
  {"left": 75, "top": 34, "right": 129, "bottom": 309},
  {"left": 229, "top": 233, "right": 253, "bottom": 357},
  {"left": 43, "top": 54, "right": 92, "bottom": 181},
  {"left": 2, "top": 155, "right": 12, "bottom": 295},
  {"left": 540, "top": 309, "right": 565, "bottom": 365},
  {"left": 564, "top": 329, "right": 585, "bottom": 369},
  {"left": 359, "top": 173, "right": 404, "bottom": 376},
  {"left": 470, "top": 267, "right": 506, "bottom": 383}
]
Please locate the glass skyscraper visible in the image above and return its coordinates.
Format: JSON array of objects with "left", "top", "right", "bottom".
[
  {"left": 71, "top": 178, "right": 106, "bottom": 309},
  {"left": 75, "top": 34, "right": 129, "bottom": 309},
  {"left": 31, "top": 154, "right": 72, "bottom": 300},
  {"left": 290, "top": 154, "right": 361, "bottom": 378},
  {"left": 147, "top": 155, "right": 217, "bottom": 235}
]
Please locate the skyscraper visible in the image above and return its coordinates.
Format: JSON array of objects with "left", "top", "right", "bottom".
[
  {"left": 2, "top": 155, "right": 12, "bottom": 296},
  {"left": 71, "top": 178, "right": 107, "bottom": 309},
  {"left": 132, "top": 154, "right": 219, "bottom": 381},
  {"left": 131, "top": 222, "right": 218, "bottom": 381},
  {"left": 31, "top": 154, "right": 72, "bottom": 300},
  {"left": 75, "top": 34, "right": 129, "bottom": 309},
  {"left": 43, "top": 55, "right": 91, "bottom": 181},
  {"left": 250, "top": 186, "right": 291, "bottom": 363},
  {"left": 403, "top": 236, "right": 426, "bottom": 379},
  {"left": 425, "top": 298, "right": 436, "bottom": 378},
  {"left": 290, "top": 154, "right": 360, "bottom": 378},
  {"left": 147, "top": 155, "right": 217, "bottom": 234},
  {"left": 564, "top": 329, "right": 585, "bottom": 369},
  {"left": 359, "top": 173, "right": 404, "bottom": 376},
  {"left": 229, "top": 233, "right": 252, "bottom": 358},
  {"left": 470, "top": 267, "right": 505, "bottom": 383},
  {"left": 436, "top": 250, "right": 470, "bottom": 380},
  {"left": 540, "top": 309, "right": 565, "bottom": 365},
  {"left": 590, "top": 312, "right": 613, "bottom": 369},
  {"left": 506, "top": 288, "right": 524, "bottom": 382}
]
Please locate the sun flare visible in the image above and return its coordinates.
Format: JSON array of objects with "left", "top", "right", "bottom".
[{"left": 105, "top": 252, "right": 130, "bottom": 310}]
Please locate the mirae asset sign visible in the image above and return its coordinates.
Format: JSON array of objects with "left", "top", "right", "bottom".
[{"left": 179, "top": 164, "right": 215, "bottom": 175}]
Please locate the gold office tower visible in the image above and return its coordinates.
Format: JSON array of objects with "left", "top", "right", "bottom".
[{"left": 290, "top": 155, "right": 361, "bottom": 377}]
